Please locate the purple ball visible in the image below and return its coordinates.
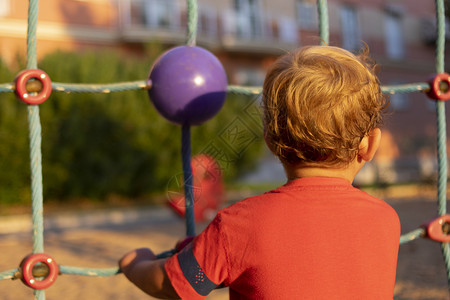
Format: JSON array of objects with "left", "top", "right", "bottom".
[{"left": 148, "top": 46, "right": 228, "bottom": 126}]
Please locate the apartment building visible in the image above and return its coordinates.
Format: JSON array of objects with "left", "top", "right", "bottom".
[{"left": 0, "top": 0, "right": 447, "bottom": 184}]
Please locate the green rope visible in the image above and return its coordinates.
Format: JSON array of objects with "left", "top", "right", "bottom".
[
  {"left": 27, "top": 0, "right": 38, "bottom": 70},
  {"left": 59, "top": 266, "right": 120, "bottom": 277},
  {"left": 0, "top": 81, "right": 148, "bottom": 94},
  {"left": 0, "top": 248, "right": 182, "bottom": 281},
  {"left": 227, "top": 83, "right": 430, "bottom": 96},
  {"left": 317, "top": 0, "right": 329, "bottom": 45},
  {"left": 52, "top": 81, "right": 149, "bottom": 93},
  {"left": 0, "top": 269, "right": 17, "bottom": 280},
  {"left": 28, "top": 105, "right": 44, "bottom": 256},
  {"left": 436, "top": 0, "right": 446, "bottom": 75},
  {"left": 0, "top": 83, "right": 13, "bottom": 92},
  {"left": 186, "top": 0, "right": 198, "bottom": 46},
  {"left": 381, "top": 83, "right": 430, "bottom": 94},
  {"left": 227, "top": 85, "right": 262, "bottom": 95},
  {"left": 399, "top": 228, "right": 426, "bottom": 245},
  {"left": 27, "top": 0, "right": 46, "bottom": 297},
  {"left": 0, "top": 83, "right": 432, "bottom": 96},
  {"left": 27, "top": 0, "right": 44, "bottom": 254},
  {"left": 435, "top": 0, "right": 450, "bottom": 290},
  {"left": 435, "top": 0, "right": 447, "bottom": 217}
]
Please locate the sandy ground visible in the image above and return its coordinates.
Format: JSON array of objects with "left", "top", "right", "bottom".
[{"left": 0, "top": 188, "right": 449, "bottom": 299}]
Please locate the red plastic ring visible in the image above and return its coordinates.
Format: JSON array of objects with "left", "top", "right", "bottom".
[
  {"left": 14, "top": 69, "right": 52, "bottom": 105},
  {"left": 423, "top": 215, "right": 450, "bottom": 243},
  {"left": 427, "top": 73, "right": 450, "bottom": 101},
  {"left": 20, "top": 253, "right": 59, "bottom": 290}
]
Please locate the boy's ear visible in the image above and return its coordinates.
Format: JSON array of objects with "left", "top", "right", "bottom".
[{"left": 358, "top": 128, "right": 381, "bottom": 162}]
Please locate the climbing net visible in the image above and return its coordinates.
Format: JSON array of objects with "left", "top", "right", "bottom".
[{"left": 0, "top": 0, "right": 449, "bottom": 298}]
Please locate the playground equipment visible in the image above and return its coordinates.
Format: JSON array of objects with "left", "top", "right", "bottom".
[
  {"left": 168, "top": 154, "right": 225, "bottom": 222},
  {"left": 148, "top": 45, "right": 228, "bottom": 126},
  {"left": 0, "top": 0, "right": 450, "bottom": 299}
]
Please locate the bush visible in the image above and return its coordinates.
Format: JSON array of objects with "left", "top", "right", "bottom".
[
  {"left": 0, "top": 46, "right": 264, "bottom": 203},
  {"left": 0, "top": 58, "right": 31, "bottom": 204}
]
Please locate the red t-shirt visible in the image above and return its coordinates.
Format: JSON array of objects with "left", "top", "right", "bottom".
[{"left": 165, "top": 177, "right": 400, "bottom": 299}]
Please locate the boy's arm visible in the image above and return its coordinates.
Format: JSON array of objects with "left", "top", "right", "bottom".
[{"left": 119, "top": 248, "right": 180, "bottom": 299}]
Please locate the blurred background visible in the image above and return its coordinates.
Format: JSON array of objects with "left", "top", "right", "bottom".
[
  {"left": 0, "top": 0, "right": 450, "bottom": 299},
  {"left": 0, "top": 0, "right": 449, "bottom": 205}
]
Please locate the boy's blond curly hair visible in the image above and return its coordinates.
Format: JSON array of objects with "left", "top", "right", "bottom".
[{"left": 263, "top": 45, "right": 387, "bottom": 167}]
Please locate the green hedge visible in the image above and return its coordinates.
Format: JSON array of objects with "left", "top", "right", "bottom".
[
  {"left": 0, "top": 58, "right": 30, "bottom": 204},
  {"left": 0, "top": 46, "right": 265, "bottom": 204}
]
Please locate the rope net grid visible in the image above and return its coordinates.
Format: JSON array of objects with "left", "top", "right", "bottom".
[{"left": 0, "top": 0, "right": 449, "bottom": 298}]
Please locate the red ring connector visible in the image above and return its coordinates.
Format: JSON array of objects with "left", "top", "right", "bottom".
[
  {"left": 427, "top": 73, "right": 450, "bottom": 101},
  {"left": 20, "top": 253, "right": 59, "bottom": 290},
  {"left": 422, "top": 215, "right": 450, "bottom": 243},
  {"left": 14, "top": 69, "right": 52, "bottom": 105}
]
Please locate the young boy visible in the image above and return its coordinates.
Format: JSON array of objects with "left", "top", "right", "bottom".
[{"left": 119, "top": 45, "right": 400, "bottom": 299}]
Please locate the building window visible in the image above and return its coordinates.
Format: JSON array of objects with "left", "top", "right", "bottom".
[
  {"left": 198, "top": 7, "right": 218, "bottom": 38},
  {"left": 384, "top": 10, "right": 405, "bottom": 60},
  {"left": 235, "top": 67, "right": 265, "bottom": 86},
  {"left": 296, "top": 0, "right": 318, "bottom": 30},
  {"left": 278, "top": 18, "right": 298, "bottom": 43},
  {"left": 0, "top": 0, "right": 10, "bottom": 17},
  {"left": 143, "top": 0, "right": 179, "bottom": 29},
  {"left": 340, "top": 5, "right": 361, "bottom": 51},
  {"left": 234, "top": 0, "right": 263, "bottom": 39}
]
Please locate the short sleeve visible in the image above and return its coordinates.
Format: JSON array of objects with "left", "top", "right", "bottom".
[{"left": 165, "top": 214, "right": 230, "bottom": 299}]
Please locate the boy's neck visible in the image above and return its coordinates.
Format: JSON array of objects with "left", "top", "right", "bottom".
[{"left": 284, "top": 160, "right": 363, "bottom": 184}]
